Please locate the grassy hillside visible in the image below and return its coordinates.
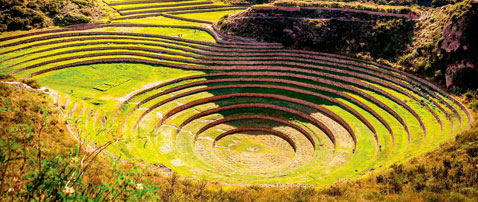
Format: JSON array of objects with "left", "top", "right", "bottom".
[
  {"left": 0, "top": 76, "right": 165, "bottom": 201},
  {"left": 0, "top": 0, "right": 112, "bottom": 32}
]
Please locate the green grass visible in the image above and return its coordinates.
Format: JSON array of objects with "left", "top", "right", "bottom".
[
  {"left": 31, "top": 64, "right": 467, "bottom": 184},
  {"left": 33, "top": 63, "right": 204, "bottom": 112},
  {"left": 176, "top": 9, "right": 245, "bottom": 21},
  {"left": 112, "top": 0, "right": 210, "bottom": 10},
  {"left": 101, "top": 80, "right": 457, "bottom": 183},
  {"left": 119, "top": 4, "right": 216, "bottom": 13},
  {"left": 0, "top": 26, "right": 215, "bottom": 49},
  {"left": 112, "top": 16, "right": 206, "bottom": 26},
  {"left": 0, "top": 11, "right": 471, "bottom": 185}
]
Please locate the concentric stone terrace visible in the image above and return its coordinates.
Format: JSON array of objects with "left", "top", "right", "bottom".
[{"left": 0, "top": 22, "right": 471, "bottom": 184}]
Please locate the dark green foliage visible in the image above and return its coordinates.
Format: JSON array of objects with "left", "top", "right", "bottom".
[
  {"left": 0, "top": 74, "right": 15, "bottom": 81},
  {"left": 23, "top": 79, "right": 41, "bottom": 89},
  {"left": 464, "top": 90, "right": 478, "bottom": 112},
  {"left": 0, "top": 0, "right": 104, "bottom": 32},
  {"left": 0, "top": 2, "right": 47, "bottom": 31},
  {"left": 53, "top": 13, "right": 91, "bottom": 26},
  {"left": 323, "top": 185, "right": 345, "bottom": 196}
]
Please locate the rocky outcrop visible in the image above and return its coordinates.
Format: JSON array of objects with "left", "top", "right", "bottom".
[
  {"left": 441, "top": 1, "right": 478, "bottom": 89},
  {"left": 445, "top": 60, "right": 477, "bottom": 88}
]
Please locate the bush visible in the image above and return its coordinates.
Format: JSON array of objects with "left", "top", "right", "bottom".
[
  {"left": 54, "top": 13, "right": 90, "bottom": 26},
  {"left": 73, "top": 0, "right": 89, "bottom": 7},
  {"left": 0, "top": 74, "right": 14, "bottom": 81},
  {"left": 471, "top": 101, "right": 478, "bottom": 111},
  {"left": 324, "top": 185, "right": 345, "bottom": 196},
  {"left": 23, "top": 79, "right": 41, "bottom": 89}
]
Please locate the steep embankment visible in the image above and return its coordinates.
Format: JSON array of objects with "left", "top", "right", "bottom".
[{"left": 216, "top": 0, "right": 478, "bottom": 91}]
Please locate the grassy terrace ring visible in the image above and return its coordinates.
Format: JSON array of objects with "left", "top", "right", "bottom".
[{"left": 0, "top": 22, "right": 471, "bottom": 185}]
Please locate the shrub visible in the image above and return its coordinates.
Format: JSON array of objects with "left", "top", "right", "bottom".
[
  {"left": 54, "top": 13, "right": 90, "bottom": 26},
  {"left": 471, "top": 101, "right": 478, "bottom": 112},
  {"left": 0, "top": 74, "right": 15, "bottom": 81},
  {"left": 466, "top": 146, "right": 478, "bottom": 157},
  {"left": 324, "top": 185, "right": 345, "bottom": 196},
  {"left": 23, "top": 79, "right": 41, "bottom": 89},
  {"left": 73, "top": 0, "right": 89, "bottom": 7}
]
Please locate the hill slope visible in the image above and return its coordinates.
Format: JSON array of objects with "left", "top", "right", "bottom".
[
  {"left": 216, "top": 0, "right": 478, "bottom": 91},
  {"left": 0, "top": 0, "right": 111, "bottom": 32}
]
